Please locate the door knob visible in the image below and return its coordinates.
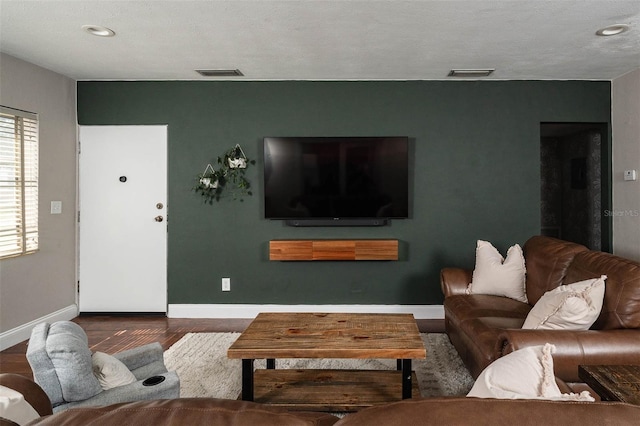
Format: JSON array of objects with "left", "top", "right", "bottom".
[{"left": 154, "top": 216, "right": 164, "bottom": 222}]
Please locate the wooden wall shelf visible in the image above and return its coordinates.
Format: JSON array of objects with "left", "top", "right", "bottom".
[{"left": 269, "top": 239, "right": 398, "bottom": 261}]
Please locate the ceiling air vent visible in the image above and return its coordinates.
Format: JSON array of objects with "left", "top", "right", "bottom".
[
  {"left": 195, "top": 69, "right": 244, "bottom": 77},
  {"left": 447, "top": 69, "right": 494, "bottom": 78}
]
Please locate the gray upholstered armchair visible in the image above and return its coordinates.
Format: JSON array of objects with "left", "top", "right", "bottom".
[{"left": 26, "top": 321, "right": 180, "bottom": 412}]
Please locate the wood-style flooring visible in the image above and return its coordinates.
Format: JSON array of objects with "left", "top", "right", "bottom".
[{"left": 0, "top": 315, "right": 442, "bottom": 380}]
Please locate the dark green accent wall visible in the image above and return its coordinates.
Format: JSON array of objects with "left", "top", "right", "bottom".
[{"left": 77, "top": 80, "right": 611, "bottom": 305}]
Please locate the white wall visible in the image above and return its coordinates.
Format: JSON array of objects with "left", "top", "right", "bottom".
[
  {"left": 0, "top": 54, "right": 78, "bottom": 344},
  {"left": 611, "top": 68, "right": 640, "bottom": 261}
]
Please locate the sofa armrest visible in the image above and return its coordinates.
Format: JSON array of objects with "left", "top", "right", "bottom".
[
  {"left": 498, "top": 328, "right": 640, "bottom": 382},
  {"left": 113, "top": 342, "right": 164, "bottom": 372},
  {"left": 0, "top": 373, "right": 52, "bottom": 417},
  {"left": 440, "top": 268, "right": 472, "bottom": 298}
]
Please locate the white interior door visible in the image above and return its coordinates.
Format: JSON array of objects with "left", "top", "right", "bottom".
[{"left": 79, "top": 125, "right": 168, "bottom": 312}]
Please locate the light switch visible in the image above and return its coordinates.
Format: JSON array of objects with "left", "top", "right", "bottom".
[
  {"left": 50, "top": 201, "right": 62, "bottom": 214},
  {"left": 624, "top": 170, "right": 637, "bottom": 181}
]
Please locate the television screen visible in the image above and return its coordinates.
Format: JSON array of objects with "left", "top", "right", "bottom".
[{"left": 264, "top": 137, "right": 408, "bottom": 224}]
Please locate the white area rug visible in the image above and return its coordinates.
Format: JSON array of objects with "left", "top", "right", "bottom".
[{"left": 163, "top": 332, "right": 474, "bottom": 398}]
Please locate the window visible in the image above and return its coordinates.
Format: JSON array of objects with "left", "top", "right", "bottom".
[{"left": 0, "top": 106, "right": 38, "bottom": 259}]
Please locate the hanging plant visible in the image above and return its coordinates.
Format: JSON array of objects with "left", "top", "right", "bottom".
[
  {"left": 194, "top": 163, "right": 224, "bottom": 203},
  {"left": 193, "top": 144, "right": 256, "bottom": 204}
]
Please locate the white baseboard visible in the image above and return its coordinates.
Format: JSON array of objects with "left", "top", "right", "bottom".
[
  {"left": 0, "top": 304, "right": 441, "bottom": 350},
  {"left": 0, "top": 304, "right": 78, "bottom": 351},
  {"left": 168, "top": 304, "right": 444, "bottom": 319}
]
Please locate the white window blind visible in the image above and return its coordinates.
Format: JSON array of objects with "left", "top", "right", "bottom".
[{"left": 0, "top": 106, "right": 39, "bottom": 259}]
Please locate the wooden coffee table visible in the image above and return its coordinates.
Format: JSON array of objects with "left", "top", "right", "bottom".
[
  {"left": 578, "top": 365, "right": 640, "bottom": 405},
  {"left": 227, "top": 312, "right": 426, "bottom": 411}
]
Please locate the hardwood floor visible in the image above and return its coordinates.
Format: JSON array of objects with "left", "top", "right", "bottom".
[
  {"left": 0, "top": 315, "right": 442, "bottom": 380},
  {"left": 0, "top": 316, "right": 252, "bottom": 379}
]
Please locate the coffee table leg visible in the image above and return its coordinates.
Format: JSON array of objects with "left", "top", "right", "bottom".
[
  {"left": 267, "top": 359, "right": 275, "bottom": 369},
  {"left": 401, "top": 359, "right": 412, "bottom": 399},
  {"left": 242, "top": 359, "right": 254, "bottom": 401}
]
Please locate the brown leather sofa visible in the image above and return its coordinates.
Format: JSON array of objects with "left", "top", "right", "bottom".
[
  {"left": 441, "top": 235, "right": 640, "bottom": 382},
  {"left": 4, "top": 373, "right": 640, "bottom": 426},
  {"left": 1, "top": 373, "right": 336, "bottom": 426},
  {"left": 22, "top": 398, "right": 640, "bottom": 426}
]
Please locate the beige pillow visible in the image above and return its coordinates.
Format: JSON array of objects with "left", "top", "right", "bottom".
[
  {"left": 467, "top": 240, "right": 528, "bottom": 303},
  {"left": 92, "top": 352, "right": 137, "bottom": 390},
  {"left": 467, "top": 343, "right": 594, "bottom": 401},
  {"left": 0, "top": 385, "right": 40, "bottom": 425},
  {"left": 522, "top": 275, "right": 606, "bottom": 330}
]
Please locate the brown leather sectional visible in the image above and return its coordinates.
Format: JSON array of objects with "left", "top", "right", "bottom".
[
  {"left": 441, "top": 235, "right": 640, "bottom": 382},
  {"left": 4, "top": 373, "right": 640, "bottom": 426},
  {"left": 23, "top": 397, "right": 640, "bottom": 426}
]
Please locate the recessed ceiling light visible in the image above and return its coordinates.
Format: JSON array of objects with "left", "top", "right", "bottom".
[
  {"left": 82, "top": 25, "right": 116, "bottom": 37},
  {"left": 448, "top": 69, "right": 495, "bottom": 78},
  {"left": 195, "top": 69, "right": 244, "bottom": 77},
  {"left": 595, "top": 24, "right": 629, "bottom": 36}
]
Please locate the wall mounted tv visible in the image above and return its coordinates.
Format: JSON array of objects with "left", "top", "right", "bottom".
[{"left": 264, "top": 136, "right": 409, "bottom": 226}]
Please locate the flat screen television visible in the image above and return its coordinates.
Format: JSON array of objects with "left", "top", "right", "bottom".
[{"left": 263, "top": 136, "right": 409, "bottom": 226}]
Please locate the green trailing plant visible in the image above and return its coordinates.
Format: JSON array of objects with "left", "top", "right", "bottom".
[{"left": 193, "top": 144, "right": 256, "bottom": 204}]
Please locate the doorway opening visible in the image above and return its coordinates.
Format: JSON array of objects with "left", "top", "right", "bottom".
[{"left": 540, "top": 122, "right": 611, "bottom": 252}]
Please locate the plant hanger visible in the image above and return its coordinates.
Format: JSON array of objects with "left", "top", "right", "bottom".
[
  {"left": 199, "top": 163, "right": 219, "bottom": 189},
  {"left": 227, "top": 144, "right": 248, "bottom": 169},
  {"left": 193, "top": 144, "right": 255, "bottom": 204}
]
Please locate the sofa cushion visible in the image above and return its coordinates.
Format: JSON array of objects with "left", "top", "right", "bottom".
[
  {"left": 92, "top": 352, "right": 137, "bottom": 390},
  {"left": 522, "top": 276, "right": 606, "bottom": 330},
  {"left": 333, "top": 398, "right": 640, "bottom": 426},
  {"left": 467, "top": 343, "right": 593, "bottom": 401},
  {"left": 444, "top": 294, "right": 531, "bottom": 325},
  {"left": 566, "top": 251, "right": 640, "bottom": 330},
  {"left": 27, "top": 398, "right": 339, "bottom": 426},
  {"left": 522, "top": 236, "right": 588, "bottom": 305},
  {"left": 45, "top": 322, "right": 102, "bottom": 403},
  {"left": 467, "top": 240, "right": 527, "bottom": 303}
]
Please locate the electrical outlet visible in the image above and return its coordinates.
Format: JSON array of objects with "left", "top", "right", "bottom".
[
  {"left": 624, "top": 170, "right": 637, "bottom": 181},
  {"left": 222, "top": 277, "right": 231, "bottom": 292},
  {"left": 50, "top": 201, "right": 62, "bottom": 214}
]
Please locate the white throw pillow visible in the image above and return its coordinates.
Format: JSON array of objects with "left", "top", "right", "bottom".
[
  {"left": 92, "top": 352, "right": 137, "bottom": 390},
  {"left": 467, "top": 240, "right": 528, "bottom": 303},
  {"left": 522, "top": 275, "right": 606, "bottom": 330},
  {"left": 0, "top": 385, "right": 40, "bottom": 425},
  {"left": 467, "top": 343, "right": 594, "bottom": 401}
]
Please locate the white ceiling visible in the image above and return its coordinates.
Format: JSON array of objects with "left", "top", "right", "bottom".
[{"left": 1, "top": 0, "right": 639, "bottom": 81}]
